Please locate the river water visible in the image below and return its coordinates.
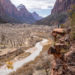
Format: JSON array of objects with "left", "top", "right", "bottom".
[{"left": 0, "top": 39, "right": 48, "bottom": 75}]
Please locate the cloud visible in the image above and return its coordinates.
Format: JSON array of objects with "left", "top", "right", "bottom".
[
  {"left": 10, "top": 0, "right": 56, "bottom": 17},
  {"left": 11, "top": 0, "right": 55, "bottom": 9}
]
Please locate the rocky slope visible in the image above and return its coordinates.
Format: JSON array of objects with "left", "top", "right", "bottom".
[
  {"left": 35, "top": 12, "right": 68, "bottom": 25},
  {"left": 52, "top": 0, "right": 75, "bottom": 14},
  {"left": 32, "top": 12, "right": 42, "bottom": 20},
  {"left": 0, "top": 0, "right": 41, "bottom": 23},
  {"left": 36, "top": 0, "right": 75, "bottom": 25},
  {"left": 0, "top": 0, "right": 21, "bottom": 23},
  {"left": 17, "top": 4, "right": 36, "bottom": 24}
]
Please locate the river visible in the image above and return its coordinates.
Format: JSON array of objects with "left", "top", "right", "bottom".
[{"left": 0, "top": 39, "right": 49, "bottom": 75}]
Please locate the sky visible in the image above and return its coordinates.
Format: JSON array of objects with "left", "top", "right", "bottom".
[{"left": 10, "top": 0, "right": 56, "bottom": 17}]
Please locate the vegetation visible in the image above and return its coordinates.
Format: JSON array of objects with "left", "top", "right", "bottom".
[
  {"left": 61, "top": 5, "right": 75, "bottom": 40},
  {"left": 0, "top": 24, "right": 52, "bottom": 49},
  {"left": 9, "top": 47, "right": 52, "bottom": 75},
  {"left": 36, "top": 12, "right": 68, "bottom": 26}
]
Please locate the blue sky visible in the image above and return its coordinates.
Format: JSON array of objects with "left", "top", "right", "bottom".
[{"left": 10, "top": 0, "right": 56, "bottom": 17}]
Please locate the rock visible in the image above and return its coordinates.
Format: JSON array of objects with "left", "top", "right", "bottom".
[
  {"left": 32, "top": 12, "right": 42, "bottom": 20},
  {"left": 52, "top": 28, "right": 66, "bottom": 41},
  {"left": 42, "top": 40, "right": 51, "bottom": 51},
  {"left": 55, "top": 43, "right": 69, "bottom": 53},
  {"left": 48, "top": 47, "right": 56, "bottom": 54},
  {"left": 0, "top": 0, "right": 40, "bottom": 23},
  {"left": 52, "top": 0, "right": 75, "bottom": 14},
  {"left": 59, "top": 37, "right": 65, "bottom": 43},
  {"left": 49, "top": 27, "right": 74, "bottom": 75},
  {"left": 52, "top": 28, "right": 66, "bottom": 35}
]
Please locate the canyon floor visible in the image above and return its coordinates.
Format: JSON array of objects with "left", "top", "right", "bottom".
[
  {"left": 0, "top": 23, "right": 55, "bottom": 75},
  {"left": 0, "top": 23, "right": 75, "bottom": 75}
]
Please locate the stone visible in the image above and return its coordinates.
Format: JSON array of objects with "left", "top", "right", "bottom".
[
  {"left": 52, "top": 0, "right": 75, "bottom": 14},
  {"left": 55, "top": 43, "right": 68, "bottom": 53},
  {"left": 52, "top": 28, "right": 66, "bottom": 35},
  {"left": 48, "top": 47, "right": 56, "bottom": 54}
]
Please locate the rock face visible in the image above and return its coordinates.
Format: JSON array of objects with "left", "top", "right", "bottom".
[
  {"left": 0, "top": 0, "right": 41, "bottom": 23},
  {"left": 48, "top": 28, "right": 74, "bottom": 75},
  {"left": 52, "top": 0, "right": 75, "bottom": 14},
  {"left": 17, "top": 4, "right": 36, "bottom": 23},
  {"left": 32, "top": 12, "right": 42, "bottom": 20},
  {"left": 0, "top": 0, "right": 20, "bottom": 23},
  {"left": 36, "top": 0, "right": 75, "bottom": 25}
]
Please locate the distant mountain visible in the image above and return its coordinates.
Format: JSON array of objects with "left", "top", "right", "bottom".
[
  {"left": 17, "top": 4, "right": 36, "bottom": 24},
  {"left": 36, "top": 0, "right": 75, "bottom": 25},
  {"left": 0, "top": 0, "right": 41, "bottom": 24},
  {"left": 0, "top": 0, "right": 21, "bottom": 23},
  {"left": 32, "top": 12, "right": 42, "bottom": 20}
]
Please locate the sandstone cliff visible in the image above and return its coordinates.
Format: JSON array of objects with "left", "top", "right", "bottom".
[
  {"left": 32, "top": 12, "right": 42, "bottom": 20},
  {"left": 0, "top": 0, "right": 21, "bottom": 23},
  {"left": 17, "top": 4, "right": 36, "bottom": 24},
  {"left": 52, "top": 0, "right": 75, "bottom": 14},
  {"left": 0, "top": 0, "right": 41, "bottom": 23},
  {"left": 36, "top": 0, "right": 75, "bottom": 25}
]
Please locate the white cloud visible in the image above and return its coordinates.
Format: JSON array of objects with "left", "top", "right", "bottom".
[
  {"left": 10, "top": 0, "right": 56, "bottom": 17},
  {"left": 11, "top": 0, "right": 55, "bottom": 10}
]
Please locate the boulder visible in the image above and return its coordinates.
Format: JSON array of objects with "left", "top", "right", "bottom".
[
  {"left": 52, "top": 28, "right": 66, "bottom": 36},
  {"left": 55, "top": 43, "right": 69, "bottom": 54},
  {"left": 48, "top": 47, "right": 56, "bottom": 54}
]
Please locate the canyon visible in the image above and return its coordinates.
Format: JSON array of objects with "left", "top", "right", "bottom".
[
  {"left": 36, "top": 0, "right": 75, "bottom": 25},
  {"left": 52, "top": 0, "right": 75, "bottom": 14},
  {"left": 0, "top": 0, "right": 42, "bottom": 23},
  {"left": 0, "top": 0, "right": 75, "bottom": 75}
]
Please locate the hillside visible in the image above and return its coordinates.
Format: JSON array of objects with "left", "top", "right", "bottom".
[
  {"left": 17, "top": 4, "right": 36, "bottom": 24},
  {"left": 36, "top": 0, "right": 75, "bottom": 26},
  {"left": 36, "top": 12, "right": 68, "bottom": 25},
  {"left": 0, "top": 0, "right": 21, "bottom": 23},
  {"left": 52, "top": 0, "right": 75, "bottom": 14},
  {"left": 0, "top": 0, "right": 42, "bottom": 24},
  {"left": 32, "top": 12, "right": 42, "bottom": 20}
]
